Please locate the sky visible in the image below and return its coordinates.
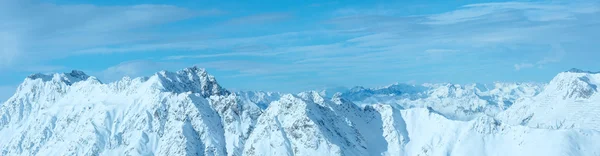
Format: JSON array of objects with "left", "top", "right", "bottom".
[{"left": 0, "top": 0, "right": 599, "bottom": 102}]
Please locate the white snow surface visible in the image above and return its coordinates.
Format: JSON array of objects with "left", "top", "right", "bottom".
[{"left": 1, "top": 67, "right": 599, "bottom": 156}]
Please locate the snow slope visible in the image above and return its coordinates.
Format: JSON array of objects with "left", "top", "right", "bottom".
[{"left": 1, "top": 67, "right": 599, "bottom": 156}]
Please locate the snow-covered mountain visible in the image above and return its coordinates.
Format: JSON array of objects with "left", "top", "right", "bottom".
[
  {"left": 1, "top": 67, "right": 599, "bottom": 156},
  {"left": 498, "top": 68, "right": 600, "bottom": 130}
]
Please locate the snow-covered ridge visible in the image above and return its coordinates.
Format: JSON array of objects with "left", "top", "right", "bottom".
[
  {"left": 26, "top": 70, "right": 93, "bottom": 85},
  {"left": 20, "top": 66, "right": 229, "bottom": 98},
  {"left": 1, "top": 67, "right": 600, "bottom": 156}
]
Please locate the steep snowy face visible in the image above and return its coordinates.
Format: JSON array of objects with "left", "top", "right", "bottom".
[
  {"left": 242, "top": 93, "right": 410, "bottom": 156},
  {"left": 498, "top": 69, "right": 600, "bottom": 130},
  {"left": 208, "top": 95, "right": 263, "bottom": 156}
]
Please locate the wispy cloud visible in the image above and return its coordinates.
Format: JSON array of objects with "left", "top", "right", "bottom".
[
  {"left": 425, "top": 49, "right": 460, "bottom": 53},
  {"left": 144, "top": 1, "right": 597, "bottom": 81},
  {"left": 0, "top": 1, "right": 220, "bottom": 69},
  {"left": 514, "top": 63, "right": 535, "bottom": 71},
  {"left": 220, "top": 2, "right": 594, "bottom": 82},
  {"left": 513, "top": 44, "right": 567, "bottom": 71},
  {"left": 76, "top": 42, "right": 210, "bottom": 54},
  {"left": 536, "top": 44, "right": 566, "bottom": 65},
  {"left": 164, "top": 44, "right": 279, "bottom": 60},
  {"left": 76, "top": 31, "right": 317, "bottom": 55},
  {"left": 118, "top": 1, "right": 596, "bottom": 83},
  {"left": 5, "top": 0, "right": 600, "bottom": 92},
  {"left": 224, "top": 12, "right": 292, "bottom": 25},
  {"left": 426, "top": 1, "right": 599, "bottom": 24},
  {"left": 165, "top": 52, "right": 280, "bottom": 60}
]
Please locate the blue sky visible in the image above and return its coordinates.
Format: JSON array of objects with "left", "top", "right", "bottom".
[{"left": 1, "top": 0, "right": 599, "bottom": 101}]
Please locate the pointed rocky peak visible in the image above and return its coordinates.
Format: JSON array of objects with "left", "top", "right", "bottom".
[
  {"left": 151, "top": 66, "right": 230, "bottom": 97},
  {"left": 330, "top": 92, "right": 352, "bottom": 104},
  {"left": 177, "top": 66, "right": 209, "bottom": 78},
  {"left": 330, "top": 93, "right": 361, "bottom": 111},
  {"left": 297, "top": 91, "right": 326, "bottom": 105},
  {"left": 68, "top": 70, "right": 89, "bottom": 80},
  {"left": 332, "top": 92, "right": 343, "bottom": 100}
]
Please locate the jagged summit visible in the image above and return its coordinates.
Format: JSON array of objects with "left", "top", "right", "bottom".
[
  {"left": 25, "top": 70, "right": 93, "bottom": 86},
  {"left": 68, "top": 70, "right": 89, "bottom": 79},
  {"left": 27, "top": 70, "right": 89, "bottom": 79},
  {"left": 17, "top": 66, "right": 229, "bottom": 98},
  {"left": 152, "top": 66, "right": 230, "bottom": 97}
]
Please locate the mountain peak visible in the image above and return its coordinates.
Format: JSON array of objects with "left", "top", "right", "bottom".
[
  {"left": 297, "top": 91, "right": 326, "bottom": 105},
  {"left": 179, "top": 66, "right": 207, "bottom": 75},
  {"left": 17, "top": 67, "right": 228, "bottom": 99},
  {"left": 547, "top": 69, "right": 599, "bottom": 99},
  {"left": 25, "top": 70, "right": 92, "bottom": 86},
  {"left": 566, "top": 68, "right": 600, "bottom": 74},
  {"left": 152, "top": 67, "right": 230, "bottom": 97},
  {"left": 68, "top": 70, "right": 90, "bottom": 80}
]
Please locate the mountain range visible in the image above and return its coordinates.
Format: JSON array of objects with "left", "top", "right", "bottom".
[{"left": 1, "top": 66, "right": 599, "bottom": 156}]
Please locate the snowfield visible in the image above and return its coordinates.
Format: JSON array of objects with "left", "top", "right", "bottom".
[{"left": 1, "top": 67, "right": 599, "bottom": 156}]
